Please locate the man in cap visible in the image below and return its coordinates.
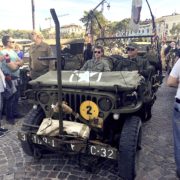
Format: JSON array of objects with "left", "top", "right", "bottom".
[
  {"left": 127, "top": 43, "right": 155, "bottom": 121},
  {"left": 29, "top": 31, "right": 56, "bottom": 79},
  {"left": 126, "top": 42, "right": 150, "bottom": 78},
  {"left": 165, "top": 41, "right": 177, "bottom": 73}
]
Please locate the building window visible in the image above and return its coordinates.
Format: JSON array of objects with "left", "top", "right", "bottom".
[{"left": 147, "top": 29, "right": 149, "bottom": 33}]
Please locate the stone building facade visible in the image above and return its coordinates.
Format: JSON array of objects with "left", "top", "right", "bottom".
[{"left": 128, "top": 13, "right": 180, "bottom": 41}]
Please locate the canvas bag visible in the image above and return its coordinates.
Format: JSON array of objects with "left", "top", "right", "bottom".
[{"left": 37, "top": 118, "right": 90, "bottom": 139}]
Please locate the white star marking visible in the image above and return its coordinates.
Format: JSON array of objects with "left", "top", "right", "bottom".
[
  {"left": 51, "top": 104, "right": 56, "bottom": 109},
  {"left": 71, "top": 144, "right": 75, "bottom": 150},
  {"left": 69, "top": 71, "right": 102, "bottom": 83}
]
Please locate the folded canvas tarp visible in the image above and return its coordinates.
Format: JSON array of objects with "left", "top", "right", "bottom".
[{"left": 30, "top": 70, "right": 144, "bottom": 91}]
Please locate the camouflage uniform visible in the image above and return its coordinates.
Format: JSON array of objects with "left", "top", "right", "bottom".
[
  {"left": 145, "top": 49, "right": 160, "bottom": 74},
  {"left": 29, "top": 42, "right": 55, "bottom": 79},
  {"left": 63, "top": 54, "right": 83, "bottom": 70},
  {"left": 166, "top": 48, "right": 177, "bottom": 73},
  {"left": 130, "top": 56, "right": 150, "bottom": 78},
  {"left": 80, "top": 58, "right": 110, "bottom": 72}
]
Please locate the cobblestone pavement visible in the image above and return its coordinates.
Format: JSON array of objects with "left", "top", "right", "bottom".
[{"left": 0, "top": 79, "right": 179, "bottom": 180}]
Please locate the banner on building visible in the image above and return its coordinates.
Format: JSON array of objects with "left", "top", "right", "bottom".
[{"left": 129, "top": 0, "right": 142, "bottom": 33}]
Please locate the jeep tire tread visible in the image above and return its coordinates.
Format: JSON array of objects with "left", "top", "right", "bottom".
[
  {"left": 118, "top": 116, "right": 142, "bottom": 180},
  {"left": 21, "top": 105, "right": 45, "bottom": 156},
  {"left": 140, "top": 103, "right": 152, "bottom": 122}
]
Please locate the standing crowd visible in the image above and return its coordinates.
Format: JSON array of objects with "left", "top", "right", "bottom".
[
  {"left": 0, "top": 35, "right": 24, "bottom": 137},
  {"left": 0, "top": 31, "right": 55, "bottom": 137}
]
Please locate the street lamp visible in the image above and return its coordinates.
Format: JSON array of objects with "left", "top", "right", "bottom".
[
  {"left": 107, "top": 3, "right": 110, "bottom": 10},
  {"left": 92, "top": 0, "right": 110, "bottom": 12},
  {"left": 101, "top": 0, "right": 110, "bottom": 12},
  {"left": 87, "top": 0, "right": 110, "bottom": 44}
]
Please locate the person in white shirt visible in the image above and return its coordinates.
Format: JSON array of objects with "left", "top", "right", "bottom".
[{"left": 167, "top": 49, "right": 180, "bottom": 178}]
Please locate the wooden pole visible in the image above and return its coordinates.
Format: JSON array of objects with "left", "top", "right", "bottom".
[{"left": 31, "top": 0, "right": 35, "bottom": 30}]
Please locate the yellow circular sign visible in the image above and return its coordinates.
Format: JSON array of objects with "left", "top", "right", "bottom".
[{"left": 80, "top": 101, "right": 99, "bottom": 120}]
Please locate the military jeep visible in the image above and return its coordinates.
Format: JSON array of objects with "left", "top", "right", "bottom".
[
  {"left": 18, "top": 9, "right": 162, "bottom": 180},
  {"left": 96, "top": 35, "right": 162, "bottom": 121}
]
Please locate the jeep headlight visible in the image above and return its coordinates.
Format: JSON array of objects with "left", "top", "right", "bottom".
[
  {"left": 38, "top": 92, "right": 50, "bottom": 104},
  {"left": 123, "top": 91, "right": 138, "bottom": 105},
  {"left": 98, "top": 97, "right": 112, "bottom": 112}
]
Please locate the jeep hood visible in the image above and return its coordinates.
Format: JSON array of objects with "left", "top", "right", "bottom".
[{"left": 29, "top": 70, "right": 143, "bottom": 91}]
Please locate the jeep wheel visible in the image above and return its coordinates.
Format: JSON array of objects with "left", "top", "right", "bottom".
[
  {"left": 118, "top": 116, "right": 142, "bottom": 180},
  {"left": 140, "top": 103, "right": 152, "bottom": 122},
  {"left": 20, "top": 105, "right": 45, "bottom": 156}
]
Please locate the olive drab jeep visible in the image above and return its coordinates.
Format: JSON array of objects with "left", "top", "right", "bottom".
[
  {"left": 18, "top": 7, "right": 162, "bottom": 180},
  {"left": 51, "top": 38, "right": 85, "bottom": 70}
]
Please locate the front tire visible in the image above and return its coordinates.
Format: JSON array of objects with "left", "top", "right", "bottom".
[
  {"left": 140, "top": 103, "right": 152, "bottom": 122},
  {"left": 118, "top": 116, "right": 142, "bottom": 180},
  {"left": 20, "top": 105, "right": 45, "bottom": 156}
]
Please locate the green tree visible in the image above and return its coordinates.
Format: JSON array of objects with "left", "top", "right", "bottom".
[
  {"left": 170, "top": 23, "right": 180, "bottom": 38},
  {"left": 114, "top": 18, "right": 130, "bottom": 36},
  {"left": 80, "top": 10, "right": 108, "bottom": 40},
  {"left": 105, "top": 21, "right": 118, "bottom": 36},
  {"left": 104, "top": 18, "right": 131, "bottom": 37},
  {"left": 0, "top": 29, "right": 31, "bottom": 39}
]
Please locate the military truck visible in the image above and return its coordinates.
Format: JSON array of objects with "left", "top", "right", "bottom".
[{"left": 18, "top": 8, "right": 162, "bottom": 180}]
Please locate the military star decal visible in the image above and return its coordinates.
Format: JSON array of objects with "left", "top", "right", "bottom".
[{"left": 69, "top": 71, "right": 102, "bottom": 83}]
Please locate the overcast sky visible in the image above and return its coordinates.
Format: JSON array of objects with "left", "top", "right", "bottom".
[{"left": 0, "top": 0, "right": 179, "bottom": 30}]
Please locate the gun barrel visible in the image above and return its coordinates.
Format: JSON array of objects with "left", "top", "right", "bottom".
[{"left": 38, "top": 57, "right": 57, "bottom": 60}]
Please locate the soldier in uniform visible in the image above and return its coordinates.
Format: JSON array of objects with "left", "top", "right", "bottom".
[
  {"left": 126, "top": 43, "right": 153, "bottom": 121},
  {"left": 165, "top": 41, "right": 177, "bottom": 73},
  {"left": 80, "top": 45, "right": 110, "bottom": 72},
  {"left": 126, "top": 43, "right": 150, "bottom": 78},
  {"left": 29, "top": 31, "right": 56, "bottom": 80}
]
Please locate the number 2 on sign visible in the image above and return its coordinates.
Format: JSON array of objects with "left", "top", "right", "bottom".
[{"left": 86, "top": 105, "right": 92, "bottom": 115}]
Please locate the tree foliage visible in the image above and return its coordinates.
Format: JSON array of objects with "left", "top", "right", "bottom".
[
  {"left": 106, "top": 18, "right": 131, "bottom": 36},
  {"left": 80, "top": 10, "right": 108, "bottom": 39},
  {"left": 80, "top": 10, "right": 131, "bottom": 38},
  {"left": 0, "top": 29, "right": 32, "bottom": 40},
  {"left": 170, "top": 23, "right": 180, "bottom": 38}
]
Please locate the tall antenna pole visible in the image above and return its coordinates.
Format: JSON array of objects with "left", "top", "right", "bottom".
[
  {"left": 31, "top": 0, "right": 35, "bottom": 30},
  {"left": 145, "top": 0, "right": 156, "bottom": 33},
  {"left": 145, "top": 0, "right": 162, "bottom": 80}
]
